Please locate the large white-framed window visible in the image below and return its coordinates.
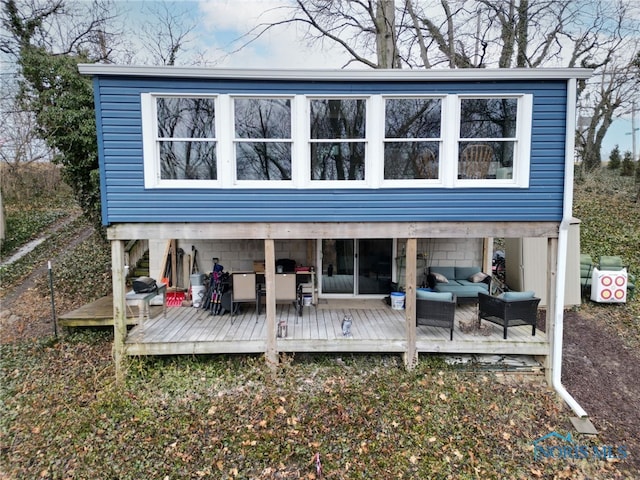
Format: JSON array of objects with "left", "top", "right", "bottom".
[
  {"left": 232, "top": 96, "right": 294, "bottom": 185},
  {"left": 455, "top": 95, "right": 532, "bottom": 187},
  {"left": 141, "top": 92, "right": 532, "bottom": 189},
  {"left": 382, "top": 96, "right": 443, "bottom": 185},
  {"left": 308, "top": 97, "right": 368, "bottom": 185},
  {"left": 142, "top": 94, "right": 219, "bottom": 189}
]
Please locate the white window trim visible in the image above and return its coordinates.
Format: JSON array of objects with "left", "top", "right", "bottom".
[
  {"left": 141, "top": 93, "right": 222, "bottom": 189},
  {"left": 380, "top": 94, "right": 446, "bottom": 188},
  {"left": 141, "top": 92, "right": 533, "bottom": 190},
  {"left": 230, "top": 94, "right": 296, "bottom": 188},
  {"left": 305, "top": 95, "right": 371, "bottom": 189},
  {"left": 453, "top": 94, "right": 532, "bottom": 188}
]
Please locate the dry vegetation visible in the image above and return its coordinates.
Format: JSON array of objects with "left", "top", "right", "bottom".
[{"left": 1, "top": 164, "right": 638, "bottom": 479}]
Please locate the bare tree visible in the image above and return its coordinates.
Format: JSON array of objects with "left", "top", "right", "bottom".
[
  {"left": 1, "top": 0, "right": 119, "bottom": 229},
  {"left": 234, "top": 0, "right": 400, "bottom": 69},
  {"left": 570, "top": 1, "right": 640, "bottom": 169},
  {"left": 243, "top": 0, "right": 639, "bottom": 166},
  {"left": 0, "top": 0, "right": 116, "bottom": 168},
  {"left": 0, "top": 0, "right": 118, "bottom": 60},
  {"left": 124, "top": 1, "right": 198, "bottom": 66},
  {"left": 0, "top": 88, "right": 53, "bottom": 167},
  {"left": 577, "top": 61, "right": 640, "bottom": 170}
]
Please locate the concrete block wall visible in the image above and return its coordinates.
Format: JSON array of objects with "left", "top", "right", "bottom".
[
  {"left": 149, "top": 239, "right": 310, "bottom": 279},
  {"left": 396, "top": 238, "right": 484, "bottom": 268},
  {"left": 420, "top": 238, "right": 484, "bottom": 268},
  {"left": 148, "top": 237, "right": 484, "bottom": 285},
  {"left": 395, "top": 238, "right": 485, "bottom": 287}
]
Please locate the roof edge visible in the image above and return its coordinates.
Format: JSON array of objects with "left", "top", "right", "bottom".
[{"left": 78, "top": 64, "right": 593, "bottom": 81}]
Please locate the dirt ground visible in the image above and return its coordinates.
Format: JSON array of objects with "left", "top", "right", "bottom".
[
  {"left": 0, "top": 223, "right": 93, "bottom": 344},
  {"left": 562, "top": 309, "right": 640, "bottom": 473},
  {"left": 1, "top": 272, "right": 639, "bottom": 474}
]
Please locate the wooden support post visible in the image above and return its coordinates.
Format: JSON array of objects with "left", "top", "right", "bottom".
[
  {"left": 545, "top": 237, "right": 558, "bottom": 385},
  {"left": 264, "top": 239, "right": 278, "bottom": 369},
  {"left": 112, "top": 240, "right": 127, "bottom": 383},
  {"left": 404, "top": 238, "right": 418, "bottom": 369},
  {"left": 170, "top": 239, "right": 177, "bottom": 287},
  {"left": 482, "top": 237, "right": 493, "bottom": 274},
  {"left": 159, "top": 239, "right": 172, "bottom": 282},
  {"left": 183, "top": 253, "right": 190, "bottom": 292}
]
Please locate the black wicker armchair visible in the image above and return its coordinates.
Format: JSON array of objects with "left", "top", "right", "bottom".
[
  {"left": 416, "top": 293, "right": 456, "bottom": 340},
  {"left": 477, "top": 292, "right": 541, "bottom": 339}
]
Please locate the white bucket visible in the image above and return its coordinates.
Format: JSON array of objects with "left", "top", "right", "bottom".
[
  {"left": 191, "top": 285, "right": 207, "bottom": 308},
  {"left": 190, "top": 273, "right": 204, "bottom": 286},
  {"left": 303, "top": 295, "right": 312, "bottom": 306},
  {"left": 390, "top": 292, "right": 405, "bottom": 310}
]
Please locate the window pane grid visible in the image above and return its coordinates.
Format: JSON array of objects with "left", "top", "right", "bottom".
[
  {"left": 383, "top": 98, "right": 442, "bottom": 180},
  {"left": 156, "top": 97, "right": 216, "bottom": 138},
  {"left": 233, "top": 97, "right": 292, "bottom": 181},
  {"left": 234, "top": 98, "right": 291, "bottom": 140},
  {"left": 159, "top": 141, "right": 217, "bottom": 180},
  {"left": 309, "top": 98, "right": 367, "bottom": 181},
  {"left": 459, "top": 98, "right": 518, "bottom": 139},
  {"left": 457, "top": 97, "right": 519, "bottom": 180},
  {"left": 156, "top": 96, "right": 217, "bottom": 180},
  {"left": 148, "top": 93, "right": 528, "bottom": 187}
]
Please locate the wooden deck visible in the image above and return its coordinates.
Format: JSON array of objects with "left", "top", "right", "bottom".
[
  {"left": 59, "top": 295, "right": 164, "bottom": 327},
  {"left": 122, "top": 301, "right": 548, "bottom": 357}
]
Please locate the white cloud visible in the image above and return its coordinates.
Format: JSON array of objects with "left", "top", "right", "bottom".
[
  {"left": 195, "top": 0, "right": 353, "bottom": 68},
  {"left": 198, "top": 0, "right": 289, "bottom": 32}
]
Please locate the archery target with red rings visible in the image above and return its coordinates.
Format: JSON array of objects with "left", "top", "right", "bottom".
[{"left": 591, "top": 268, "right": 627, "bottom": 303}]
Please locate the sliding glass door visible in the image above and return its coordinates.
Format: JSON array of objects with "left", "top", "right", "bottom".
[{"left": 320, "top": 239, "right": 392, "bottom": 296}]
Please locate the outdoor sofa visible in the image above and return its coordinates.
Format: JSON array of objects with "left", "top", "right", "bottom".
[{"left": 428, "top": 266, "right": 491, "bottom": 304}]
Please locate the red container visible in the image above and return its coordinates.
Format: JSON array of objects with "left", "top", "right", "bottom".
[{"left": 166, "top": 292, "right": 186, "bottom": 307}]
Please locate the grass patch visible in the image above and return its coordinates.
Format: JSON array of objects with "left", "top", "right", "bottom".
[
  {"left": 574, "top": 167, "right": 640, "bottom": 343},
  {"left": 0, "top": 216, "right": 106, "bottom": 296},
  {"left": 0, "top": 346, "right": 625, "bottom": 479},
  {"left": 0, "top": 163, "right": 77, "bottom": 258},
  {"left": 0, "top": 208, "right": 69, "bottom": 257},
  {"left": 574, "top": 168, "right": 639, "bottom": 276}
]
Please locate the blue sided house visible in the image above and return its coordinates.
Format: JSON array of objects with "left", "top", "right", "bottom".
[{"left": 79, "top": 64, "right": 591, "bottom": 399}]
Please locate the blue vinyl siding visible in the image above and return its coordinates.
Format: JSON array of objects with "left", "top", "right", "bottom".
[{"left": 93, "top": 76, "right": 569, "bottom": 225}]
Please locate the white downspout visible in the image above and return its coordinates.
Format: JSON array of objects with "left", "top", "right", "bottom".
[
  {"left": 552, "top": 78, "right": 588, "bottom": 418},
  {"left": 554, "top": 220, "right": 587, "bottom": 418}
]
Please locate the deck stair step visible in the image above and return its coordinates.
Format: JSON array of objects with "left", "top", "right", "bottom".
[{"left": 131, "top": 251, "right": 150, "bottom": 278}]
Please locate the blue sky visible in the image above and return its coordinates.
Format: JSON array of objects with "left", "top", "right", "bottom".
[
  {"left": 602, "top": 118, "right": 638, "bottom": 159},
  {"left": 115, "top": 1, "right": 638, "bottom": 158}
]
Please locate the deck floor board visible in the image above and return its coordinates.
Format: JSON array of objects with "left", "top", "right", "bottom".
[
  {"left": 63, "top": 297, "right": 547, "bottom": 357},
  {"left": 148, "top": 305, "right": 540, "bottom": 346}
]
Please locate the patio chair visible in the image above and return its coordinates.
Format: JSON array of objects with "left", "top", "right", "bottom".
[
  {"left": 230, "top": 272, "right": 257, "bottom": 321},
  {"left": 598, "top": 256, "right": 635, "bottom": 300},
  {"left": 412, "top": 149, "right": 438, "bottom": 179},
  {"left": 478, "top": 291, "right": 540, "bottom": 339},
  {"left": 580, "top": 254, "right": 594, "bottom": 299},
  {"left": 416, "top": 290, "right": 456, "bottom": 340},
  {"left": 459, "top": 144, "right": 493, "bottom": 179},
  {"left": 256, "top": 273, "right": 299, "bottom": 318}
]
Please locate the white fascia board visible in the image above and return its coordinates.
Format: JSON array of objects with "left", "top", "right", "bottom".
[{"left": 78, "top": 64, "right": 593, "bottom": 81}]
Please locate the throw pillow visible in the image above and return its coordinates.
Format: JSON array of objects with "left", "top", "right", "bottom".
[
  {"left": 432, "top": 272, "right": 449, "bottom": 283},
  {"left": 468, "top": 272, "right": 489, "bottom": 283}
]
